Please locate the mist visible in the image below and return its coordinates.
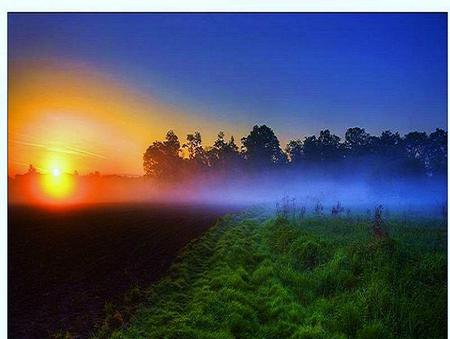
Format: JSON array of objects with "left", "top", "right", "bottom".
[{"left": 8, "top": 164, "right": 446, "bottom": 218}]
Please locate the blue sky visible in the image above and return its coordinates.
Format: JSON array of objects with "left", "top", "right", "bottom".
[{"left": 9, "top": 13, "right": 447, "bottom": 140}]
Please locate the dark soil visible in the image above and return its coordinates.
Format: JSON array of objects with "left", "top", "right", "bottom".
[{"left": 8, "top": 202, "right": 238, "bottom": 338}]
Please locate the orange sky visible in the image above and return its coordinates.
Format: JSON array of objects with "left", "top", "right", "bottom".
[{"left": 8, "top": 59, "right": 249, "bottom": 177}]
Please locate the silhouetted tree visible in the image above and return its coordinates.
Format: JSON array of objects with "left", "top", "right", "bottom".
[
  {"left": 367, "top": 130, "right": 405, "bottom": 177},
  {"left": 403, "top": 131, "right": 428, "bottom": 175},
  {"left": 371, "top": 130, "right": 402, "bottom": 156},
  {"left": 183, "top": 132, "right": 208, "bottom": 170},
  {"left": 317, "top": 129, "right": 342, "bottom": 161},
  {"left": 27, "top": 164, "right": 37, "bottom": 175},
  {"left": 285, "top": 139, "right": 303, "bottom": 164},
  {"left": 141, "top": 125, "right": 446, "bottom": 182},
  {"left": 208, "top": 131, "right": 240, "bottom": 170},
  {"left": 380, "top": 130, "right": 402, "bottom": 149},
  {"left": 426, "top": 128, "right": 447, "bottom": 175},
  {"left": 302, "top": 136, "right": 320, "bottom": 162},
  {"left": 344, "top": 127, "right": 371, "bottom": 156},
  {"left": 241, "top": 125, "right": 287, "bottom": 167},
  {"left": 143, "top": 130, "right": 182, "bottom": 179}
]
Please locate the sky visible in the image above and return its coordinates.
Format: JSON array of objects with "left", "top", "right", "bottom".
[{"left": 8, "top": 13, "right": 447, "bottom": 176}]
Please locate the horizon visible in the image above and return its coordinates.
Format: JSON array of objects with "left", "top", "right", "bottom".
[{"left": 8, "top": 124, "right": 449, "bottom": 178}]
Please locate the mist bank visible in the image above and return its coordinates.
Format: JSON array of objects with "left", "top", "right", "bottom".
[{"left": 8, "top": 168, "right": 446, "bottom": 216}]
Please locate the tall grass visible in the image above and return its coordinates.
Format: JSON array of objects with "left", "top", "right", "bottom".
[{"left": 93, "top": 210, "right": 447, "bottom": 338}]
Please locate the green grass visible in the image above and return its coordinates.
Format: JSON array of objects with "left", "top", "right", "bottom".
[{"left": 93, "top": 210, "right": 447, "bottom": 339}]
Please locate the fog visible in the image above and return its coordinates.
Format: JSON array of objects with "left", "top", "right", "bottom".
[
  {"left": 194, "top": 171, "right": 446, "bottom": 216},
  {"left": 9, "top": 166, "right": 447, "bottom": 218}
]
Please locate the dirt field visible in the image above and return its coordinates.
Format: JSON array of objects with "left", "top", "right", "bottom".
[{"left": 8, "top": 203, "right": 238, "bottom": 338}]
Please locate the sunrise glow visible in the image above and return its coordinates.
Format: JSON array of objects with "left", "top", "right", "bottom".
[
  {"left": 7, "top": 59, "right": 247, "bottom": 179},
  {"left": 41, "top": 172, "right": 75, "bottom": 200},
  {"left": 52, "top": 168, "right": 61, "bottom": 177}
]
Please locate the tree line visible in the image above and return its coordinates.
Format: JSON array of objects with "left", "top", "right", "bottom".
[{"left": 143, "top": 125, "right": 447, "bottom": 181}]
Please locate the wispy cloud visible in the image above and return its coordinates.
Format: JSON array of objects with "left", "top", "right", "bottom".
[
  {"left": 11, "top": 139, "right": 107, "bottom": 159},
  {"left": 64, "top": 145, "right": 107, "bottom": 159}
]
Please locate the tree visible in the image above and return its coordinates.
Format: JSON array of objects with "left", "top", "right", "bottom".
[
  {"left": 241, "top": 125, "right": 287, "bottom": 167},
  {"left": 426, "top": 128, "right": 447, "bottom": 175},
  {"left": 27, "top": 164, "right": 37, "bottom": 175},
  {"left": 143, "top": 130, "right": 182, "bottom": 179},
  {"left": 183, "top": 131, "right": 208, "bottom": 168},
  {"left": 367, "top": 130, "right": 405, "bottom": 177},
  {"left": 344, "top": 127, "right": 371, "bottom": 156},
  {"left": 295, "top": 130, "right": 341, "bottom": 164},
  {"left": 285, "top": 139, "right": 303, "bottom": 164},
  {"left": 403, "top": 131, "right": 428, "bottom": 175},
  {"left": 141, "top": 125, "right": 446, "bottom": 181},
  {"left": 302, "top": 135, "right": 320, "bottom": 162},
  {"left": 317, "top": 129, "right": 342, "bottom": 161},
  {"left": 208, "top": 131, "right": 240, "bottom": 169},
  {"left": 404, "top": 131, "right": 427, "bottom": 158},
  {"left": 164, "top": 130, "right": 182, "bottom": 157},
  {"left": 377, "top": 130, "right": 402, "bottom": 155}
]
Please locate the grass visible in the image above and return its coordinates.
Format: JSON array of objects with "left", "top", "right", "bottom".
[{"left": 93, "top": 209, "right": 447, "bottom": 339}]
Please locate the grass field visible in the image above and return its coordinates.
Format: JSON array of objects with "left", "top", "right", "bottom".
[{"left": 97, "top": 208, "right": 447, "bottom": 339}]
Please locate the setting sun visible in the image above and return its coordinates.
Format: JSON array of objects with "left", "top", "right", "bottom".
[
  {"left": 41, "top": 171, "right": 75, "bottom": 200},
  {"left": 52, "top": 168, "right": 61, "bottom": 177}
]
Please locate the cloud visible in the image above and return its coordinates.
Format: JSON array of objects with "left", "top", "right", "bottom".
[{"left": 12, "top": 139, "right": 107, "bottom": 160}]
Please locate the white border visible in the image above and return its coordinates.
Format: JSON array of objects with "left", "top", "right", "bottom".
[
  {"left": 1, "top": 2, "right": 449, "bottom": 338},
  {"left": 0, "top": 5, "right": 6, "bottom": 339},
  {"left": 2, "top": 0, "right": 450, "bottom": 12}
]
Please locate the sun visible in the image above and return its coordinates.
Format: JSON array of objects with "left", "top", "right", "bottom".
[
  {"left": 41, "top": 171, "right": 75, "bottom": 200},
  {"left": 37, "top": 158, "right": 75, "bottom": 201},
  {"left": 52, "top": 168, "right": 61, "bottom": 177}
]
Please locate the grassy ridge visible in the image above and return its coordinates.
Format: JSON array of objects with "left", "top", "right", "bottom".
[{"left": 96, "top": 210, "right": 447, "bottom": 339}]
